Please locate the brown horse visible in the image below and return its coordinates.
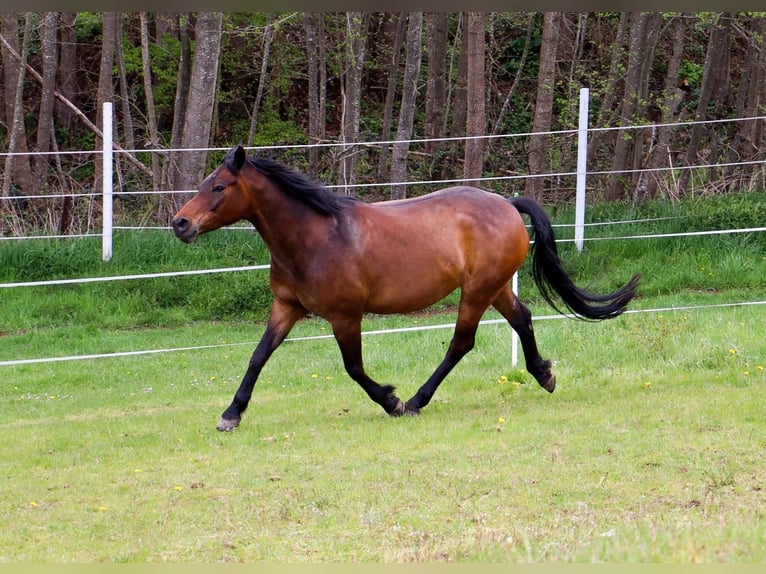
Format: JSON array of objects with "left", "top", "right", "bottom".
[{"left": 173, "top": 145, "right": 639, "bottom": 431}]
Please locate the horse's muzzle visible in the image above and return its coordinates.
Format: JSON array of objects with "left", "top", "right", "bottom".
[{"left": 172, "top": 216, "right": 198, "bottom": 243}]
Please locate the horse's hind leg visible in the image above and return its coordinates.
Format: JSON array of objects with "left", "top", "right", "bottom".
[
  {"left": 492, "top": 284, "right": 556, "bottom": 392},
  {"left": 330, "top": 316, "right": 406, "bottom": 416}
]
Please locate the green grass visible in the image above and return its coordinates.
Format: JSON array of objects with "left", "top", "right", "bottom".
[{"left": 1, "top": 299, "right": 765, "bottom": 562}]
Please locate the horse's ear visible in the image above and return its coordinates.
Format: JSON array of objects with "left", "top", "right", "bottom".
[{"left": 233, "top": 144, "right": 246, "bottom": 171}]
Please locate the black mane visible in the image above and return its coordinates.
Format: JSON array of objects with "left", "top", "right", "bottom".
[{"left": 224, "top": 149, "right": 357, "bottom": 216}]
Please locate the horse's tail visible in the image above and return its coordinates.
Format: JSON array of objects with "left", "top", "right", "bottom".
[{"left": 509, "top": 195, "right": 640, "bottom": 321}]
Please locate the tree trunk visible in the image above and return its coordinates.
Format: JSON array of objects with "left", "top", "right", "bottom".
[
  {"left": 140, "top": 12, "right": 162, "bottom": 192},
  {"left": 376, "top": 13, "right": 406, "bottom": 181},
  {"left": 247, "top": 13, "right": 274, "bottom": 146},
  {"left": 492, "top": 12, "right": 534, "bottom": 135},
  {"left": 628, "top": 12, "right": 662, "bottom": 201},
  {"left": 390, "top": 12, "right": 423, "bottom": 200},
  {"left": 449, "top": 14, "right": 469, "bottom": 139},
  {"left": 677, "top": 12, "right": 733, "bottom": 194},
  {"left": 1, "top": 13, "right": 34, "bottom": 198},
  {"left": 95, "top": 12, "right": 118, "bottom": 192},
  {"left": 115, "top": 13, "right": 136, "bottom": 157},
  {"left": 172, "top": 12, "right": 223, "bottom": 208},
  {"left": 525, "top": 11, "right": 561, "bottom": 200},
  {"left": 607, "top": 12, "right": 650, "bottom": 201},
  {"left": 642, "top": 13, "right": 690, "bottom": 201},
  {"left": 725, "top": 15, "right": 766, "bottom": 187},
  {"left": 55, "top": 12, "right": 77, "bottom": 132},
  {"left": 34, "top": 12, "right": 59, "bottom": 188},
  {"left": 339, "top": 12, "right": 367, "bottom": 194},
  {"left": 161, "top": 13, "right": 191, "bottom": 195},
  {"left": 304, "top": 12, "right": 325, "bottom": 179},
  {"left": 586, "top": 12, "right": 629, "bottom": 166},
  {"left": 424, "top": 12, "right": 448, "bottom": 155},
  {"left": 463, "top": 12, "right": 485, "bottom": 184}
]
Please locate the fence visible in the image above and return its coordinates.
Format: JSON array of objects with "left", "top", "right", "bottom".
[
  {"left": 2, "top": 93, "right": 766, "bottom": 367},
  {"left": 3, "top": 93, "right": 766, "bottom": 254}
]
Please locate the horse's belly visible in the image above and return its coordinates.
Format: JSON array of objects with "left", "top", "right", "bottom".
[
  {"left": 363, "top": 255, "right": 463, "bottom": 314},
  {"left": 365, "top": 278, "right": 459, "bottom": 314}
]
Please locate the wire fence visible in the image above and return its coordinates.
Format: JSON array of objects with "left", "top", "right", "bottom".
[
  {"left": 1, "top": 300, "right": 764, "bottom": 368},
  {"left": 2, "top": 110, "right": 766, "bottom": 238}
]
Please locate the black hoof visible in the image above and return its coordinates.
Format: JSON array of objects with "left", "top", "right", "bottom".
[
  {"left": 403, "top": 400, "right": 420, "bottom": 416},
  {"left": 388, "top": 399, "right": 406, "bottom": 417},
  {"left": 217, "top": 417, "right": 241, "bottom": 432},
  {"left": 540, "top": 374, "right": 556, "bottom": 393}
]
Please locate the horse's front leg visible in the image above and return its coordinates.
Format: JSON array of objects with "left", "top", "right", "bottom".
[
  {"left": 217, "top": 299, "right": 306, "bottom": 431},
  {"left": 329, "top": 316, "right": 406, "bottom": 416}
]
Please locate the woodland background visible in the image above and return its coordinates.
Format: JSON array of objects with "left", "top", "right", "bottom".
[{"left": 1, "top": 12, "right": 765, "bottom": 235}]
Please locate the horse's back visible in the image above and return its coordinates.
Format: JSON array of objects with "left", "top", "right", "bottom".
[{"left": 364, "top": 186, "right": 526, "bottom": 242}]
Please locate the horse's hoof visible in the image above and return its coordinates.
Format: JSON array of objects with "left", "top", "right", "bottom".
[
  {"left": 388, "top": 399, "right": 406, "bottom": 417},
  {"left": 403, "top": 400, "right": 420, "bottom": 416},
  {"left": 540, "top": 374, "right": 556, "bottom": 393},
  {"left": 217, "top": 417, "right": 240, "bottom": 432}
]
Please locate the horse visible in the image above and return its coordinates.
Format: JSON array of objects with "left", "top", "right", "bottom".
[{"left": 172, "top": 145, "right": 640, "bottom": 431}]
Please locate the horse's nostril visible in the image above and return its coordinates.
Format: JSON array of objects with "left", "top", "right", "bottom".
[{"left": 172, "top": 217, "right": 189, "bottom": 233}]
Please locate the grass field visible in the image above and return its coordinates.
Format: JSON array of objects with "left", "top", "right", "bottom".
[{"left": 1, "top": 295, "right": 764, "bottom": 562}]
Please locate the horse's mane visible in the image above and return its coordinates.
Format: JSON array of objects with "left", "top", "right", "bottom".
[{"left": 224, "top": 150, "right": 358, "bottom": 216}]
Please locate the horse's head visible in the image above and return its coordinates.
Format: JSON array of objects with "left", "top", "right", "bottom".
[{"left": 172, "top": 145, "right": 251, "bottom": 243}]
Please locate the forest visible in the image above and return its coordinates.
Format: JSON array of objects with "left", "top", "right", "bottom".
[{"left": 1, "top": 12, "right": 765, "bottom": 235}]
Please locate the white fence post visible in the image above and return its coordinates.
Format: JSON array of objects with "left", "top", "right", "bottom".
[
  {"left": 511, "top": 271, "right": 519, "bottom": 367},
  {"left": 102, "top": 101, "right": 113, "bottom": 262},
  {"left": 574, "top": 87, "right": 589, "bottom": 252}
]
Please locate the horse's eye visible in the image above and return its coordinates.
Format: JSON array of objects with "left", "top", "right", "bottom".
[{"left": 213, "top": 184, "right": 226, "bottom": 193}]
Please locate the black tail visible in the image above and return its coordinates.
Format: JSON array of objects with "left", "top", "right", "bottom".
[{"left": 510, "top": 196, "right": 640, "bottom": 321}]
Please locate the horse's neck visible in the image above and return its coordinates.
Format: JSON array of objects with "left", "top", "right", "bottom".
[{"left": 247, "top": 180, "right": 330, "bottom": 260}]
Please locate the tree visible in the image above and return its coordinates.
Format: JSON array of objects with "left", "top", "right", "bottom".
[
  {"left": 94, "top": 12, "right": 118, "bottom": 191},
  {"left": 449, "top": 14, "right": 468, "bottom": 141},
  {"left": 677, "top": 12, "right": 733, "bottom": 193},
  {"left": 338, "top": 12, "right": 368, "bottom": 194},
  {"left": 4, "top": 10, "right": 766, "bottom": 235},
  {"left": 586, "top": 12, "right": 629, "bottom": 166},
  {"left": 525, "top": 11, "right": 561, "bottom": 200},
  {"left": 492, "top": 12, "right": 534, "bottom": 135},
  {"left": 1, "top": 13, "right": 34, "bottom": 198},
  {"left": 247, "top": 13, "right": 275, "bottom": 146},
  {"left": 640, "top": 12, "right": 690, "bottom": 201},
  {"left": 115, "top": 13, "right": 135, "bottom": 158},
  {"left": 424, "top": 12, "right": 448, "bottom": 155},
  {"left": 304, "top": 12, "right": 327, "bottom": 180},
  {"left": 34, "top": 12, "right": 59, "bottom": 187},
  {"left": 725, "top": 14, "right": 766, "bottom": 189},
  {"left": 390, "top": 12, "right": 423, "bottom": 200},
  {"left": 55, "top": 12, "right": 77, "bottom": 132},
  {"left": 140, "top": 12, "right": 161, "bottom": 192},
  {"left": 161, "top": 13, "right": 191, "bottom": 196},
  {"left": 171, "top": 12, "right": 224, "bottom": 213},
  {"left": 463, "top": 12, "right": 486, "bottom": 184},
  {"left": 376, "top": 12, "right": 406, "bottom": 181},
  {"left": 607, "top": 12, "right": 661, "bottom": 200}
]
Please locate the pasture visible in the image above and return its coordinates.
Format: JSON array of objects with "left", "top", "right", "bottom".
[
  {"left": 1, "top": 298, "right": 764, "bottom": 562},
  {"left": 1, "top": 192, "right": 765, "bottom": 562}
]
